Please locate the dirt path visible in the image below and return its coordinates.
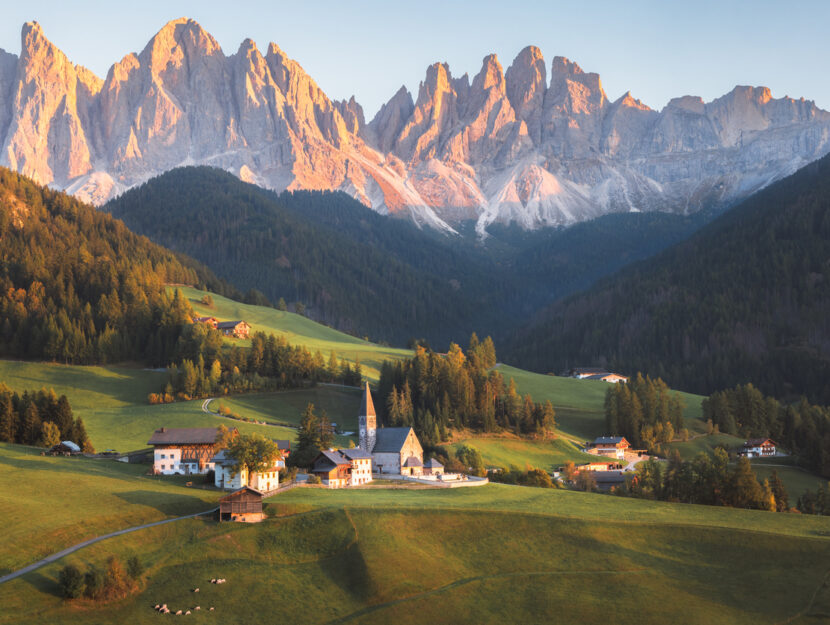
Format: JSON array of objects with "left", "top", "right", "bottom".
[
  {"left": 202, "top": 397, "right": 298, "bottom": 430},
  {"left": 0, "top": 508, "right": 217, "bottom": 586}
]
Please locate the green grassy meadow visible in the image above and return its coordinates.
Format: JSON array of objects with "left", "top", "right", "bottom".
[
  {"left": 1, "top": 482, "right": 828, "bottom": 625},
  {"left": 443, "top": 436, "right": 598, "bottom": 472},
  {"left": 179, "top": 286, "right": 412, "bottom": 381},
  {"left": 0, "top": 444, "right": 220, "bottom": 575}
]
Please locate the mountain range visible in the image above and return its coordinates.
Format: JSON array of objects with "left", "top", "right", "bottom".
[{"left": 2, "top": 18, "right": 829, "bottom": 232}]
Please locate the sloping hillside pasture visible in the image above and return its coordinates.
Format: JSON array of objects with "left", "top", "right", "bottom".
[
  {"left": 0, "top": 444, "right": 219, "bottom": 576},
  {"left": 179, "top": 286, "right": 412, "bottom": 381},
  {"left": 443, "top": 436, "right": 599, "bottom": 472},
  {"left": 213, "top": 386, "right": 362, "bottom": 432},
  {"left": 0, "top": 360, "right": 327, "bottom": 451},
  {"left": 0, "top": 485, "right": 828, "bottom": 624}
]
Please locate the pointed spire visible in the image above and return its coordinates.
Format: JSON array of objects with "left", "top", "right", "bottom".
[{"left": 360, "top": 381, "right": 376, "bottom": 417}]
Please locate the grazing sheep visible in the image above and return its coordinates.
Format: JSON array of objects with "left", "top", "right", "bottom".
[
  {"left": 194, "top": 588, "right": 199, "bottom": 592},
  {"left": 209, "top": 607, "right": 214, "bottom": 611},
  {"left": 185, "top": 611, "right": 191, "bottom": 615},
  {"left": 195, "top": 606, "right": 200, "bottom": 610},
  {"left": 176, "top": 610, "right": 182, "bottom": 615}
]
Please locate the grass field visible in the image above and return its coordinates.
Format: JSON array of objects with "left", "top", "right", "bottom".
[
  {"left": 1, "top": 482, "right": 828, "bottom": 625},
  {"left": 0, "top": 361, "right": 366, "bottom": 451},
  {"left": 443, "top": 436, "right": 599, "bottom": 472},
  {"left": 669, "top": 432, "right": 746, "bottom": 459},
  {"left": 179, "top": 286, "right": 412, "bottom": 381},
  {"left": 0, "top": 444, "right": 220, "bottom": 575}
]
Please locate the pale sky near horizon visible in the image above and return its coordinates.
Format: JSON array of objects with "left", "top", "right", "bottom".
[{"left": 1, "top": 0, "right": 828, "bottom": 118}]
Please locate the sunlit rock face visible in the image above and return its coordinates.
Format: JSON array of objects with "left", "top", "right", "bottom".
[{"left": 1, "top": 19, "right": 829, "bottom": 233}]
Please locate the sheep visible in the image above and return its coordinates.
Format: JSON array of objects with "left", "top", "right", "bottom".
[
  {"left": 193, "top": 588, "right": 199, "bottom": 593},
  {"left": 176, "top": 610, "right": 182, "bottom": 615},
  {"left": 209, "top": 607, "right": 214, "bottom": 611},
  {"left": 195, "top": 606, "right": 200, "bottom": 611},
  {"left": 185, "top": 611, "right": 191, "bottom": 615}
]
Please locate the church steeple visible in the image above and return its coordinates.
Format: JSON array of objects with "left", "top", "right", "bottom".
[{"left": 359, "top": 381, "right": 377, "bottom": 453}]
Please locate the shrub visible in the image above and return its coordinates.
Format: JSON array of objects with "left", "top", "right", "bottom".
[
  {"left": 58, "top": 564, "right": 84, "bottom": 599},
  {"left": 83, "top": 567, "right": 104, "bottom": 599},
  {"left": 126, "top": 555, "right": 144, "bottom": 580},
  {"left": 307, "top": 474, "right": 321, "bottom": 484}
]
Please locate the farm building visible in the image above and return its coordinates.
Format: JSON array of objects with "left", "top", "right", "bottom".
[
  {"left": 739, "top": 438, "right": 778, "bottom": 458},
  {"left": 587, "top": 436, "right": 630, "bottom": 460},
  {"left": 212, "top": 449, "right": 284, "bottom": 492},
  {"left": 215, "top": 320, "right": 251, "bottom": 339},
  {"left": 311, "top": 450, "right": 352, "bottom": 488},
  {"left": 194, "top": 316, "right": 218, "bottom": 328},
  {"left": 218, "top": 487, "right": 264, "bottom": 523},
  {"left": 358, "top": 382, "right": 424, "bottom": 475},
  {"left": 148, "top": 426, "right": 236, "bottom": 475}
]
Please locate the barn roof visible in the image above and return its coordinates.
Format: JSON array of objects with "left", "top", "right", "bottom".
[
  {"left": 148, "top": 427, "right": 219, "bottom": 445},
  {"left": 360, "top": 381, "right": 376, "bottom": 417},
  {"left": 373, "top": 427, "right": 415, "bottom": 453},
  {"left": 219, "top": 486, "right": 263, "bottom": 502}
]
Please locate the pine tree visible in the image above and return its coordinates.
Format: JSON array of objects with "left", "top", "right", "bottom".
[{"left": 769, "top": 470, "right": 789, "bottom": 512}]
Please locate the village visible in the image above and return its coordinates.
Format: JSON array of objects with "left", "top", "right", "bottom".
[{"left": 141, "top": 382, "right": 486, "bottom": 522}]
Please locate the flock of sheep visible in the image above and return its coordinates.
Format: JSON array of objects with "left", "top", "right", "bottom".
[{"left": 152, "top": 578, "right": 227, "bottom": 615}]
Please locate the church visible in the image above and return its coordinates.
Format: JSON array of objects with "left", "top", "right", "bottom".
[{"left": 359, "top": 382, "right": 424, "bottom": 476}]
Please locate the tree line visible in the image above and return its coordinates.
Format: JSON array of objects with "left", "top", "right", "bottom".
[
  {"left": 377, "top": 335, "right": 556, "bottom": 448},
  {"left": 703, "top": 383, "right": 830, "bottom": 478},
  {"left": 603, "top": 373, "right": 685, "bottom": 451},
  {"left": 0, "top": 385, "right": 92, "bottom": 451},
  {"left": 152, "top": 326, "right": 363, "bottom": 402},
  {"left": 616, "top": 450, "right": 789, "bottom": 512}
]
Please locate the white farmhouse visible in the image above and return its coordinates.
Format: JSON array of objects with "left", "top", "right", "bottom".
[
  {"left": 212, "top": 449, "right": 284, "bottom": 492},
  {"left": 148, "top": 427, "right": 225, "bottom": 475}
]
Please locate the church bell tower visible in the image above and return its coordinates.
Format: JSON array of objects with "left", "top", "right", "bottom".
[{"left": 359, "top": 381, "right": 377, "bottom": 453}]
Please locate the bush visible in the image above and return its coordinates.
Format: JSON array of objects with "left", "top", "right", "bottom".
[
  {"left": 307, "top": 474, "right": 321, "bottom": 484},
  {"left": 126, "top": 555, "right": 144, "bottom": 580},
  {"left": 83, "top": 567, "right": 104, "bottom": 599},
  {"left": 58, "top": 564, "right": 84, "bottom": 599}
]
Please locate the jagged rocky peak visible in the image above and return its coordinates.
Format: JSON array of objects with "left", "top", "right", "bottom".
[
  {"left": 334, "top": 96, "right": 365, "bottom": 136},
  {"left": 367, "top": 85, "right": 414, "bottom": 153},
  {"left": 140, "top": 17, "right": 223, "bottom": 72},
  {"left": 505, "top": 45, "right": 547, "bottom": 140}
]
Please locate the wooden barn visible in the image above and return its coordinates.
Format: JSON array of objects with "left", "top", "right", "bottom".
[{"left": 218, "top": 487, "right": 264, "bottom": 522}]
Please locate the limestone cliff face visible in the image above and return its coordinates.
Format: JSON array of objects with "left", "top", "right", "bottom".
[{"left": 1, "top": 19, "right": 829, "bottom": 233}]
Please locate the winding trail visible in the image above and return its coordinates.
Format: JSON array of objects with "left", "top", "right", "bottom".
[{"left": 0, "top": 508, "right": 217, "bottom": 586}]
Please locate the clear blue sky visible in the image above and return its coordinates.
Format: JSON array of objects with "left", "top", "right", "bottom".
[{"left": 2, "top": 0, "right": 828, "bottom": 118}]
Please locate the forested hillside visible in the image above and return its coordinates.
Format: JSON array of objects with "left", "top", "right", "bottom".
[
  {"left": 0, "top": 168, "right": 232, "bottom": 365},
  {"left": 106, "top": 167, "right": 704, "bottom": 347},
  {"left": 506, "top": 153, "right": 830, "bottom": 404}
]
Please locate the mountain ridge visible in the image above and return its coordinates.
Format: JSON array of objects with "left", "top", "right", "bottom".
[{"left": 1, "top": 18, "right": 829, "bottom": 232}]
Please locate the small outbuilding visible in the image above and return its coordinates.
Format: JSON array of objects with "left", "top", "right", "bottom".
[
  {"left": 423, "top": 458, "right": 444, "bottom": 475},
  {"left": 218, "top": 487, "right": 264, "bottom": 523}
]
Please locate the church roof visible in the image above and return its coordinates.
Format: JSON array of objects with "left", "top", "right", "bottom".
[
  {"left": 373, "top": 427, "right": 415, "bottom": 453},
  {"left": 360, "top": 381, "right": 376, "bottom": 417}
]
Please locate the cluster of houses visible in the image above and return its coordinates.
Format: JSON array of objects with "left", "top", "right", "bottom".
[
  {"left": 193, "top": 316, "right": 251, "bottom": 339},
  {"left": 146, "top": 383, "right": 448, "bottom": 520},
  {"left": 568, "top": 368, "right": 628, "bottom": 384}
]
